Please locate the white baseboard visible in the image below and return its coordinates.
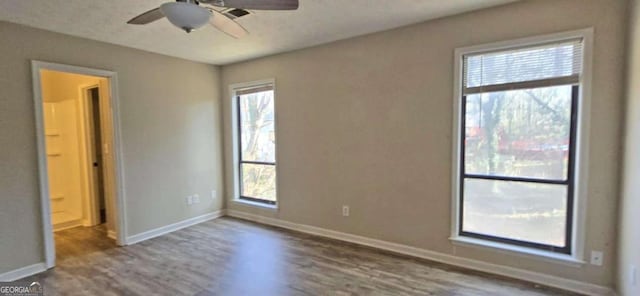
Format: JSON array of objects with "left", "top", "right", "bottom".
[
  {"left": 125, "top": 210, "right": 225, "bottom": 245},
  {"left": 226, "top": 210, "right": 615, "bottom": 296},
  {"left": 53, "top": 219, "right": 83, "bottom": 232},
  {"left": 0, "top": 263, "right": 47, "bottom": 282},
  {"left": 107, "top": 230, "right": 117, "bottom": 240}
]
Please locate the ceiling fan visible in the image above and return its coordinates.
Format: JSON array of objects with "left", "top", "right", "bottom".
[{"left": 127, "top": 0, "right": 299, "bottom": 38}]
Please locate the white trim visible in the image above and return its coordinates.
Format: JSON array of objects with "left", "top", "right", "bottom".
[
  {"left": 125, "top": 210, "right": 225, "bottom": 245},
  {"left": 228, "top": 79, "right": 279, "bottom": 209},
  {"left": 226, "top": 210, "right": 614, "bottom": 296},
  {"left": 78, "top": 83, "right": 102, "bottom": 227},
  {"left": 31, "top": 63, "right": 56, "bottom": 269},
  {"left": 52, "top": 219, "right": 83, "bottom": 232},
  {"left": 108, "top": 72, "right": 127, "bottom": 247},
  {"left": 31, "top": 61, "right": 128, "bottom": 270},
  {"left": 0, "top": 263, "right": 47, "bottom": 282},
  {"left": 450, "top": 28, "right": 594, "bottom": 262},
  {"left": 451, "top": 35, "right": 463, "bottom": 258},
  {"left": 450, "top": 236, "right": 584, "bottom": 267},
  {"left": 573, "top": 28, "right": 594, "bottom": 264},
  {"left": 232, "top": 198, "right": 278, "bottom": 210}
]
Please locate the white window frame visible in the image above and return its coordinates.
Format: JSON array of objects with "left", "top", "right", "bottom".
[
  {"left": 229, "top": 79, "right": 279, "bottom": 210},
  {"left": 449, "top": 29, "right": 593, "bottom": 266}
]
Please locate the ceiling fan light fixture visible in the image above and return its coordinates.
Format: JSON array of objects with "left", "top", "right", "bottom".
[{"left": 160, "top": 2, "right": 211, "bottom": 33}]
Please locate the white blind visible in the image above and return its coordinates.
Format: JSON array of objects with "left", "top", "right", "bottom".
[
  {"left": 236, "top": 84, "right": 273, "bottom": 96},
  {"left": 462, "top": 39, "right": 583, "bottom": 95}
]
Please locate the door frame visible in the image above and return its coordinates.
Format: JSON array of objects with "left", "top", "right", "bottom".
[
  {"left": 31, "top": 61, "right": 127, "bottom": 269},
  {"left": 78, "top": 83, "right": 102, "bottom": 227}
]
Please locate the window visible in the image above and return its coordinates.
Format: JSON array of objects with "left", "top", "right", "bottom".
[
  {"left": 235, "top": 82, "right": 277, "bottom": 205},
  {"left": 454, "top": 36, "right": 587, "bottom": 255}
]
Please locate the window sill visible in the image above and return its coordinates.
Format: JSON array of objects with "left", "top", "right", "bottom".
[
  {"left": 449, "top": 236, "right": 585, "bottom": 267},
  {"left": 232, "top": 198, "right": 278, "bottom": 210}
]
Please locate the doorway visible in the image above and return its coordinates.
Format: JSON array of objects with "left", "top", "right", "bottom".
[{"left": 32, "top": 61, "right": 126, "bottom": 269}]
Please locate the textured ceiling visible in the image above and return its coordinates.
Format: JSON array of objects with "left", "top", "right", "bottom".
[{"left": 0, "top": 0, "right": 516, "bottom": 65}]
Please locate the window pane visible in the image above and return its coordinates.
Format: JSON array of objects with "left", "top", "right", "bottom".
[
  {"left": 239, "top": 90, "right": 275, "bottom": 163},
  {"left": 464, "top": 85, "right": 572, "bottom": 180},
  {"left": 241, "top": 163, "right": 276, "bottom": 202},
  {"left": 462, "top": 178, "right": 567, "bottom": 247}
]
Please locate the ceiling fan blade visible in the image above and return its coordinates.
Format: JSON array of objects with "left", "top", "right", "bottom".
[
  {"left": 127, "top": 7, "right": 164, "bottom": 25},
  {"left": 203, "top": 0, "right": 298, "bottom": 10},
  {"left": 210, "top": 10, "right": 248, "bottom": 38}
]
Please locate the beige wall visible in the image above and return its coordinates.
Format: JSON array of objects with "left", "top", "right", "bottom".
[
  {"left": 619, "top": 0, "right": 640, "bottom": 295},
  {"left": 222, "top": 0, "right": 626, "bottom": 287},
  {"left": 0, "top": 21, "right": 224, "bottom": 273}
]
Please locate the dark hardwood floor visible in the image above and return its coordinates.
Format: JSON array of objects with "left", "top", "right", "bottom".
[{"left": 24, "top": 217, "right": 578, "bottom": 295}]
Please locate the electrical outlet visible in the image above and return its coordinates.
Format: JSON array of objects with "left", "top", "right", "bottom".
[
  {"left": 193, "top": 194, "right": 200, "bottom": 204},
  {"left": 632, "top": 265, "right": 637, "bottom": 286},
  {"left": 590, "top": 251, "right": 603, "bottom": 266},
  {"left": 342, "top": 205, "right": 350, "bottom": 217},
  {"left": 211, "top": 190, "right": 217, "bottom": 200},
  {"left": 186, "top": 196, "right": 193, "bottom": 205}
]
